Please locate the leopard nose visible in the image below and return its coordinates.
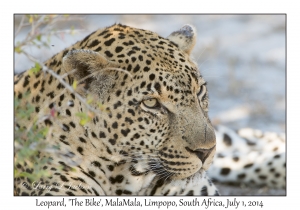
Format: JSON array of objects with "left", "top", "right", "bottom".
[{"left": 185, "top": 146, "right": 215, "bottom": 163}]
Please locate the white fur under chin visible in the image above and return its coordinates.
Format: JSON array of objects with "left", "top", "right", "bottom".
[{"left": 125, "top": 172, "right": 156, "bottom": 194}]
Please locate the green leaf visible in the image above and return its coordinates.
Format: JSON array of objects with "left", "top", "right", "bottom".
[
  {"left": 15, "top": 46, "right": 22, "bottom": 54},
  {"left": 36, "top": 34, "right": 42, "bottom": 41},
  {"left": 75, "top": 112, "right": 87, "bottom": 118},
  {"left": 87, "top": 95, "right": 94, "bottom": 104},
  {"left": 29, "top": 62, "right": 41, "bottom": 75},
  {"left": 28, "top": 15, "right": 33, "bottom": 24},
  {"left": 41, "top": 127, "right": 49, "bottom": 136},
  {"left": 70, "top": 26, "right": 75, "bottom": 35},
  {"left": 72, "top": 80, "right": 77, "bottom": 90},
  {"left": 75, "top": 112, "right": 91, "bottom": 125}
]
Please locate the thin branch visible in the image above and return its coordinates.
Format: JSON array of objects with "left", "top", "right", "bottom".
[
  {"left": 101, "top": 67, "right": 133, "bottom": 78},
  {"left": 60, "top": 69, "right": 77, "bottom": 79},
  {"left": 41, "top": 29, "right": 86, "bottom": 36},
  {"left": 15, "top": 15, "right": 86, "bottom": 50},
  {"left": 22, "top": 51, "right": 101, "bottom": 115},
  {"left": 15, "top": 15, "right": 26, "bottom": 37},
  {"left": 42, "top": 67, "right": 100, "bottom": 114}
]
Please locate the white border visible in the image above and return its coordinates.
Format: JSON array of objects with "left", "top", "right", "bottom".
[{"left": 4, "top": 0, "right": 298, "bottom": 209}]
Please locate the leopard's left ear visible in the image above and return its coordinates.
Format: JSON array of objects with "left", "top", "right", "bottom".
[
  {"left": 62, "top": 49, "right": 119, "bottom": 97},
  {"left": 167, "top": 24, "right": 196, "bottom": 55}
]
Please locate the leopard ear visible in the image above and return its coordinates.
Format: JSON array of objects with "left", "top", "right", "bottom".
[
  {"left": 62, "top": 49, "right": 118, "bottom": 96},
  {"left": 63, "top": 49, "right": 117, "bottom": 78},
  {"left": 167, "top": 24, "right": 196, "bottom": 55}
]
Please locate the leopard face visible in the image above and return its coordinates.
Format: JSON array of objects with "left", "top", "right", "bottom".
[{"left": 14, "top": 24, "right": 217, "bottom": 195}]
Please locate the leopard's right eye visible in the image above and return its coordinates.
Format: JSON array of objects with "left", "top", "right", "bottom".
[{"left": 142, "top": 98, "right": 159, "bottom": 108}]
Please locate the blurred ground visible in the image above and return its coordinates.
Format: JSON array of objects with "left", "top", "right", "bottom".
[{"left": 14, "top": 15, "right": 286, "bottom": 196}]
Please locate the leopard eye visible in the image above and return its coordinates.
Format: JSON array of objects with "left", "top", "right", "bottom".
[
  {"left": 197, "top": 85, "right": 207, "bottom": 101},
  {"left": 142, "top": 98, "right": 159, "bottom": 108},
  {"left": 197, "top": 86, "right": 203, "bottom": 96}
]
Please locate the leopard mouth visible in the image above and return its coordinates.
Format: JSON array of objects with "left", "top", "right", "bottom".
[{"left": 148, "top": 157, "right": 202, "bottom": 180}]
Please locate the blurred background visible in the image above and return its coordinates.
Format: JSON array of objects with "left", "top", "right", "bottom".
[
  {"left": 14, "top": 14, "right": 286, "bottom": 134},
  {"left": 14, "top": 15, "right": 286, "bottom": 195}
]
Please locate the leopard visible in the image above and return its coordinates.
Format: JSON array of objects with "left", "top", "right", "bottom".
[
  {"left": 14, "top": 23, "right": 285, "bottom": 196},
  {"left": 209, "top": 125, "right": 285, "bottom": 189}
]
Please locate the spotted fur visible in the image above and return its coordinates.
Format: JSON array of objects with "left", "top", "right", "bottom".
[
  {"left": 209, "top": 126, "right": 285, "bottom": 188},
  {"left": 14, "top": 24, "right": 285, "bottom": 196}
]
